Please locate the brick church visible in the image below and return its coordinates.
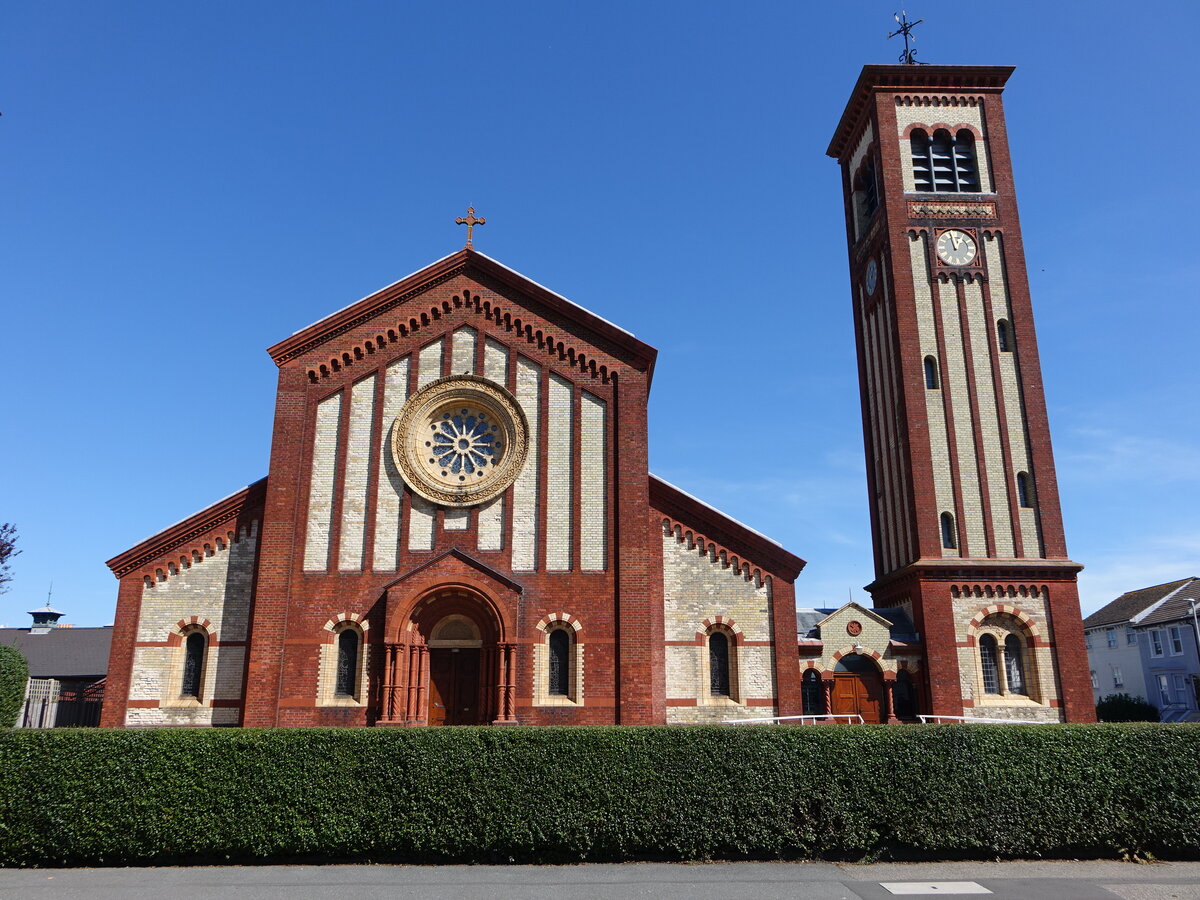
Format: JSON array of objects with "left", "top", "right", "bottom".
[{"left": 101, "top": 63, "right": 1095, "bottom": 728}]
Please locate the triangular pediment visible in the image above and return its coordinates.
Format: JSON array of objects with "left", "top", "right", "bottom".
[
  {"left": 815, "top": 601, "right": 893, "bottom": 630},
  {"left": 381, "top": 548, "right": 524, "bottom": 596},
  {"left": 266, "top": 249, "right": 657, "bottom": 378}
]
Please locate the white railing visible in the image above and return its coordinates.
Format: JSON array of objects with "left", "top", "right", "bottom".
[
  {"left": 725, "top": 713, "right": 865, "bottom": 725},
  {"left": 918, "top": 714, "right": 1038, "bottom": 725}
]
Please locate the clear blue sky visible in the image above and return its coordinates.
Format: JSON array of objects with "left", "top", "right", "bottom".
[{"left": 2, "top": 2, "right": 1197, "bottom": 626}]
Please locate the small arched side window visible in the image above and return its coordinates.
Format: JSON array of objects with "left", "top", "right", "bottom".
[
  {"left": 924, "top": 356, "right": 940, "bottom": 390},
  {"left": 181, "top": 631, "right": 205, "bottom": 698},
  {"left": 1017, "top": 472, "right": 1034, "bottom": 508},
  {"left": 548, "top": 628, "right": 570, "bottom": 696},
  {"left": 335, "top": 628, "right": 360, "bottom": 697},
  {"left": 979, "top": 634, "right": 1001, "bottom": 694},
  {"left": 940, "top": 512, "right": 957, "bottom": 550},
  {"left": 1004, "top": 634, "right": 1028, "bottom": 695},
  {"left": 709, "top": 631, "right": 731, "bottom": 697},
  {"left": 801, "top": 668, "right": 825, "bottom": 716},
  {"left": 912, "top": 127, "right": 981, "bottom": 193},
  {"left": 997, "top": 319, "right": 1013, "bottom": 352}
]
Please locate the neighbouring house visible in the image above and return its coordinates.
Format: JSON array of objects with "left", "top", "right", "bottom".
[
  {"left": 0, "top": 604, "right": 112, "bottom": 727},
  {"left": 1084, "top": 578, "right": 1200, "bottom": 722}
]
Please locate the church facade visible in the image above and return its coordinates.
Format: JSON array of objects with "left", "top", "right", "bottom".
[{"left": 100, "top": 63, "right": 1094, "bottom": 728}]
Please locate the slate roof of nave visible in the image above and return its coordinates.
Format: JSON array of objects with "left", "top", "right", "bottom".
[{"left": 1082, "top": 577, "right": 1197, "bottom": 630}]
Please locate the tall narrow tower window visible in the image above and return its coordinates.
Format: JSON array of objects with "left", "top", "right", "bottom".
[
  {"left": 1017, "top": 472, "right": 1034, "bottom": 508},
  {"left": 940, "top": 512, "right": 957, "bottom": 549},
  {"left": 911, "top": 128, "right": 981, "bottom": 193},
  {"left": 924, "top": 356, "right": 940, "bottom": 389},
  {"left": 997, "top": 319, "right": 1013, "bottom": 352}
]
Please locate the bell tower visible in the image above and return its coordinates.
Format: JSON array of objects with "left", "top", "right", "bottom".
[{"left": 827, "top": 65, "right": 1094, "bottom": 722}]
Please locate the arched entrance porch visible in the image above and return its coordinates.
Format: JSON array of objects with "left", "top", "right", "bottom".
[
  {"left": 829, "top": 653, "right": 886, "bottom": 723},
  {"left": 378, "top": 586, "right": 517, "bottom": 726}
]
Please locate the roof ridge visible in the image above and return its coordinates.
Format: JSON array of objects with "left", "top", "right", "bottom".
[{"left": 1131, "top": 577, "right": 1198, "bottom": 625}]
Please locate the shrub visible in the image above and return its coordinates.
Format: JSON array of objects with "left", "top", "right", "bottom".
[
  {"left": 0, "top": 646, "right": 28, "bottom": 728},
  {"left": 1096, "top": 692, "right": 1160, "bottom": 722},
  {"left": 0, "top": 724, "right": 1196, "bottom": 867}
]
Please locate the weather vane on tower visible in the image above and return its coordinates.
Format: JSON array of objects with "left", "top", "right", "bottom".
[
  {"left": 456, "top": 206, "right": 486, "bottom": 249},
  {"left": 888, "top": 11, "right": 926, "bottom": 65}
]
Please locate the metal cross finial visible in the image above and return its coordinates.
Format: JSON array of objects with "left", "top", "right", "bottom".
[
  {"left": 456, "top": 206, "right": 486, "bottom": 249},
  {"left": 888, "top": 10, "right": 925, "bottom": 65}
]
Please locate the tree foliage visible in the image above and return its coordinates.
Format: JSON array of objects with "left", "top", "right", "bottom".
[
  {"left": 0, "top": 523, "right": 18, "bottom": 595},
  {"left": 1096, "top": 692, "right": 1161, "bottom": 722},
  {"left": 0, "top": 646, "right": 28, "bottom": 728}
]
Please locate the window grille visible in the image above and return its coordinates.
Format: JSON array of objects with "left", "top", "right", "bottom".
[
  {"left": 911, "top": 128, "right": 981, "bottom": 193},
  {"left": 1004, "top": 634, "right": 1027, "bottom": 695},
  {"left": 548, "top": 629, "right": 570, "bottom": 696},
  {"left": 1170, "top": 626, "right": 1185, "bottom": 655},
  {"left": 924, "top": 356, "right": 940, "bottom": 390},
  {"left": 181, "top": 632, "right": 205, "bottom": 698},
  {"left": 1151, "top": 630, "right": 1164, "bottom": 657},
  {"left": 979, "top": 634, "right": 1000, "bottom": 694},
  {"left": 940, "top": 512, "right": 957, "bottom": 550},
  {"left": 801, "top": 669, "right": 825, "bottom": 716},
  {"left": 709, "top": 632, "right": 730, "bottom": 696},
  {"left": 335, "top": 628, "right": 358, "bottom": 697}
]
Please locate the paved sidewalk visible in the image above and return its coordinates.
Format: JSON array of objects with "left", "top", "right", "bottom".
[{"left": 0, "top": 859, "right": 1198, "bottom": 899}]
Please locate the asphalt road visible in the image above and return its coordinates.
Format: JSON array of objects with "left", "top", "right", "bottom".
[{"left": 1, "top": 860, "right": 1198, "bottom": 900}]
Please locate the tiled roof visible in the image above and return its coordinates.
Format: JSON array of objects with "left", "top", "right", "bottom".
[
  {"left": 1082, "top": 578, "right": 1196, "bottom": 629},
  {"left": 1137, "top": 578, "right": 1200, "bottom": 628},
  {"left": 0, "top": 627, "right": 112, "bottom": 679}
]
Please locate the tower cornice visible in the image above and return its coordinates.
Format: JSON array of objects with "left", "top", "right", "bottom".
[{"left": 827, "top": 65, "right": 1015, "bottom": 161}]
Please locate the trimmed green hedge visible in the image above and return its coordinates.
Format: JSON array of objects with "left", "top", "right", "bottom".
[
  {"left": 0, "top": 724, "right": 1197, "bottom": 867},
  {"left": 0, "top": 646, "right": 27, "bottom": 728}
]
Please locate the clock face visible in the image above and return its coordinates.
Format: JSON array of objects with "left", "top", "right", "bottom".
[
  {"left": 864, "top": 258, "right": 878, "bottom": 296},
  {"left": 935, "top": 229, "right": 977, "bottom": 266}
]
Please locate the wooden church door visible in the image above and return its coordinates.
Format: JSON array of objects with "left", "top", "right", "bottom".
[
  {"left": 831, "top": 654, "right": 885, "bottom": 723},
  {"left": 428, "top": 649, "right": 482, "bottom": 725}
]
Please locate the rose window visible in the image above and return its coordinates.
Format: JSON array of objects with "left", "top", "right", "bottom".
[
  {"left": 392, "top": 374, "right": 529, "bottom": 508},
  {"left": 427, "top": 408, "right": 503, "bottom": 480}
]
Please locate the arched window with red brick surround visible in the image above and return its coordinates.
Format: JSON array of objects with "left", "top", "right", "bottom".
[
  {"left": 709, "top": 631, "right": 730, "bottom": 697},
  {"left": 548, "top": 627, "right": 570, "bottom": 696},
  {"left": 335, "top": 627, "right": 360, "bottom": 698},
  {"left": 181, "top": 630, "right": 206, "bottom": 699},
  {"left": 802, "top": 668, "right": 825, "bottom": 716}
]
